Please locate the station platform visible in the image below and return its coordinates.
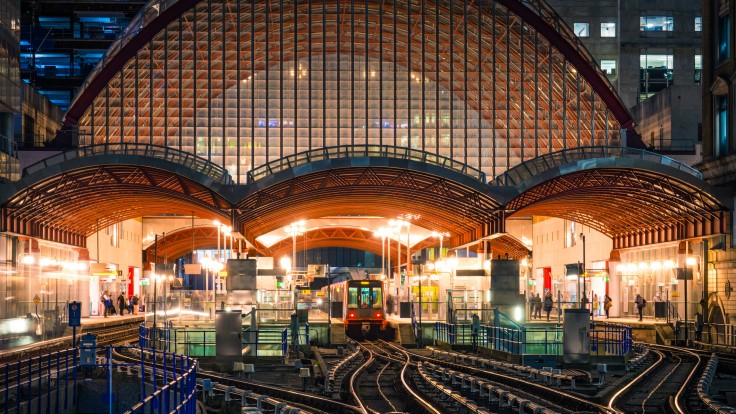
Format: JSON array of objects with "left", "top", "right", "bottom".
[{"left": 0, "top": 314, "right": 145, "bottom": 360}]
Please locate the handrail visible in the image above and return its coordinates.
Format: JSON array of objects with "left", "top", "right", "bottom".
[
  {"left": 495, "top": 146, "right": 702, "bottom": 186},
  {"left": 247, "top": 144, "right": 487, "bottom": 184},
  {"left": 22, "top": 143, "right": 233, "bottom": 185}
]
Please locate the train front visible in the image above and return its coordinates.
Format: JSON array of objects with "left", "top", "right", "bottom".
[{"left": 345, "top": 280, "right": 386, "bottom": 337}]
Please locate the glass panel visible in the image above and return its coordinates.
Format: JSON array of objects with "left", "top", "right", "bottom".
[
  {"left": 372, "top": 287, "right": 383, "bottom": 309},
  {"left": 600, "top": 22, "right": 616, "bottom": 38},
  {"left": 573, "top": 22, "right": 589, "bottom": 37},
  {"left": 358, "top": 287, "right": 372, "bottom": 308},
  {"left": 348, "top": 287, "right": 358, "bottom": 308},
  {"left": 640, "top": 16, "right": 673, "bottom": 31}
]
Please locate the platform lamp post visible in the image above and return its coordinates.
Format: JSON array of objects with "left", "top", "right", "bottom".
[
  {"left": 285, "top": 221, "right": 306, "bottom": 312},
  {"left": 580, "top": 233, "right": 586, "bottom": 310}
]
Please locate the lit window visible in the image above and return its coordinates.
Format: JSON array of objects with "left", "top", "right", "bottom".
[
  {"left": 573, "top": 22, "right": 589, "bottom": 38},
  {"left": 694, "top": 55, "right": 702, "bottom": 85},
  {"left": 600, "top": 22, "right": 616, "bottom": 38},
  {"left": 600, "top": 60, "right": 617, "bottom": 76},
  {"left": 695, "top": 16, "right": 702, "bottom": 32},
  {"left": 719, "top": 15, "right": 731, "bottom": 62},
  {"left": 640, "top": 16, "right": 673, "bottom": 31}
]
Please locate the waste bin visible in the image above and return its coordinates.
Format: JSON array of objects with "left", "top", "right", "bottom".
[
  {"left": 399, "top": 302, "right": 411, "bottom": 318},
  {"left": 654, "top": 301, "right": 666, "bottom": 319}
]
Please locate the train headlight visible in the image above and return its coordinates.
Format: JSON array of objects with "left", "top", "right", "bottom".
[
  {"left": 375, "top": 312, "right": 382, "bottom": 318},
  {"left": 348, "top": 312, "right": 356, "bottom": 318}
]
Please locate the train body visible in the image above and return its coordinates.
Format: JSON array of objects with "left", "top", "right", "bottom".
[{"left": 325, "top": 279, "right": 386, "bottom": 335}]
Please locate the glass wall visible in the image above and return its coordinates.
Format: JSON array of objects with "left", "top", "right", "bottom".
[{"left": 75, "top": 0, "right": 621, "bottom": 183}]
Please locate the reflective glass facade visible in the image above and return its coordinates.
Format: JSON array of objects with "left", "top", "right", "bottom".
[{"left": 74, "top": 0, "right": 622, "bottom": 183}]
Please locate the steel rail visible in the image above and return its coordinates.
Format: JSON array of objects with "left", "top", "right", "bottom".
[
  {"left": 383, "top": 342, "right": 442, "bottom": 414},
  {"left": 387, "top": 341, "right": 613, "bottom": 414},
  {"left": 113, "top": 346, "right": 362, "bottom": 414},
  {"left": 349, "top": 346, "right": 376, "bottom": 414}
]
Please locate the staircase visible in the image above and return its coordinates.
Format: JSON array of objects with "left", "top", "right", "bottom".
[
  {"left": 255, "top": 324, "right": 287, "bottom": 356},
  {"left": 654, "top": 323, "right": 676, "bottom": 345}
]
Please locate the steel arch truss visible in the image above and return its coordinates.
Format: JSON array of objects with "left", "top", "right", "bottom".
[
  {"left": 2, "top": 166, "right": 231, "bottom": 247},
  {"left": 266, "top": 227, "right": 439, "bottom": 268},
  {"left": 506, "top": 168, "right": 729, "bottom": 249},
  {"left": 143, "top": 226, "right": 227, "bottom": 265},
  {"left": 237, "top": 167, "right": 502, "bottom": 249}
]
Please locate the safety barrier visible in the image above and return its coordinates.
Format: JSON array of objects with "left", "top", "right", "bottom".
[
  {"left": 0, "top": 340, "right": 197, "bottom": 414},
  {"left": 140, "top": 323, "right": 291, "bottom": 357},
  {"left": 435, "top": 321, "right": 631, "bottom": 357},
  {"left": 0, "top": 348, "right": 77, "bottom": 414}
]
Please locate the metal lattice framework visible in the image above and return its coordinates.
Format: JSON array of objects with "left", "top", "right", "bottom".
[
  {"left": 66, "top": 0, "right": 629, "bottom": 185},
  {"left": 506, "top": 169, "right": 729, "bottom": 249},
  {"left": 3, "top": 166, "right": 230, "bottom": 246},
  {"left": 237, "top": 166, "right": 502, "bottom": 249},
  {"left": 143, "top": 226, "right": 224, "bottom": 264},
  {"left": 265, "top": 226, "right": 438, "bottom": 267}
]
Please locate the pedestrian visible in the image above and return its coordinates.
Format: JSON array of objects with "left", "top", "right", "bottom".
[
  {"left": 592, "top": 293, "right": 599, "bottom": 318},
  {"left": 634, "top": 293, "right": 646, "bottom": 321},
  {"left": 695, "top": 312, "right": 703, "bottom": 341},
  {"left": 528, "top": 292, "right": 535, "bottom": 319},
  {"left": 604, "top": 295, "right": 612, "bottom": 318},
  {"left": 534, "top": 293, "right": 542, "bottom": 319},
  {"left": 117, "top": 293, "right": 127, "bottom": 316},
  {"left": 131, "top": 294, "right": 139, "bottom": 315},
  {"left": 543, "top": 291, "right": 553, "bottom": 321},
  {"left": 101, "top": 290, "right": 112, "bottom": 318}
]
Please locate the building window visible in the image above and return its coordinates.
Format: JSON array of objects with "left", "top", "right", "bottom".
[
  {"left": 717, "top": 97, "right": 729, "bottom": 155},
  {"left": 640, "top": 54, "right": 673, "bottom": 100},
  {"left": 719, "top": 15, "right": 731, "bottom": 62},
  {"left": 640, "top": 16, "right": 673, "bottom": 32},
  {"left": 694, "top": 55, "right": 702, "bottom": 85},
  {"left": 600, "top": 22, "right": 616, "bottom": 37},
  {"left": 600, "top": 60, "right": 617, "bottom": 76},
  {"left": 695, "top": 16, "right": 702, "bottom": 32},
  {"left": 573, "top": 22, "right": 589, "bottom": 37}
]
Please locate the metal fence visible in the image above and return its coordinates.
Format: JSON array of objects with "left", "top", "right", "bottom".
[
  {"left": 140, "top": 323, "right": 290, "bottom": 357},
  {"left": 434, "top": 321, "right": 631, "bottom": 356},
  {"left": 0, "top": 337, "right": 197, "bottom": 414}
]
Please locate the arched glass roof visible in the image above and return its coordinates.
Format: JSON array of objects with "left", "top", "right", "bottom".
[{"left": 65, "top": 0, "right": 632, "bottom": 185}]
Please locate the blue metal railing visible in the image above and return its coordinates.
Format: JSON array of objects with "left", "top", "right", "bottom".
[
  {"left": 590, "top": 322, "right": 633, "bottom": 356},
  {"left": 434, "top": 321, "right": 631, "bottom": 357},
  {"left": 494, "top": 146, "right": 702, "bottom": 186},
  {"left": 247, "top": 144, "right": 487, "bottom": 184},
  {"left": 22, "top": 143, "right": 233, "bottom": 185}
]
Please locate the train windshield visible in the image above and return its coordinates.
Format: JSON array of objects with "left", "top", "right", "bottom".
[{"left": 347, "top": 286, "right": 383, "bottom": 309}]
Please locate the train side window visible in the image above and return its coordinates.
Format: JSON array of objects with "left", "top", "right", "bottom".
[
  {"left": 371, "top": 288, "right": 383, "bottom": 309},
  {"left": 347, "top": 287, "right": 358, "bottom": 308}
]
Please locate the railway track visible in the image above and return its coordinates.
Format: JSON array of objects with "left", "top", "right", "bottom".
[
  {"left": 350, "top": 341, "right": 436, "bottom": 414},
  {"left": 111, "top": 345, "right": 362, "bottom": 414},
  {"left": 389, "top": 341, "right": 611, "bottom": 414},
  {"left": 608, "top": 344, "right": 703, "bottom": 414}
]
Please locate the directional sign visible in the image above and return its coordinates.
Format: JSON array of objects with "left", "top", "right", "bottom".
[
  {"left": 68, "top": 302, "right": 81, "bottom": 327},
  {"left": 33, "top": 294, "right": 40, "bottom": 305}
]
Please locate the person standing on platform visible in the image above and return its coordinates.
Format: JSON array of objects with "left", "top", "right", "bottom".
[
  {"left": 528, "top": 292, "right": 535, "bottom": 319},
  {"left": 117, "top": 293, "right": 127, "bottom": 316},
  {"left": 592, "top": 293, "right": 599, "bottom": 318},
  {"left": 604, "top": 295, "right": 612, "bottom": 319},
  {"left": 534, "top": 293, "right": 542, "bottom": 319},
  {"left": 101, "top": 291, "right": 112, "bottom": 318},
  {"left": 543, "top": 291, "right": 553, "bottom": 321},
  {"left": 131, "top": 294, "right": 139, "bottom": 314},
  {"left": 635, "top": 293, "right": 645, "bottom": 321}
]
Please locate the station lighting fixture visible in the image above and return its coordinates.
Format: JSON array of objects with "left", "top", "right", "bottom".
[{"left": 284, "top": 220, "right": 306, "bottom": 270}]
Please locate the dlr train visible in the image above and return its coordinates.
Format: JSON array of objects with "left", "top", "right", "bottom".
[{"left": 324, "top": 279, "right": 387, "bottom": 337}]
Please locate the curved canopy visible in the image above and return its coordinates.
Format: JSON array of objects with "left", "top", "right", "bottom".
[{"left": 66, "top": 0, "right": 631, "bottom": 185}]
